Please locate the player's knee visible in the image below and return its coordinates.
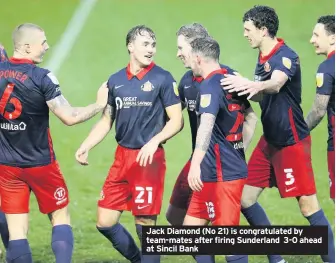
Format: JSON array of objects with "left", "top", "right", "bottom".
[
  {"left": 297, "top": 195, "right": 320, "bottom": 217},
  {"left": 96, "top": 208, "right": 121, "bottom": 228},
  {"left": 135, "top": 215, "right": 157, "bottom": 226},
  {"left": 241, "top": 185, "right": 263, "bottom": 209},
  {"left": 166, "top": 205, "right": 186, "bottom": 226},
  {"left": 48, "top": 206, "right": 71, "bottom": 226}
]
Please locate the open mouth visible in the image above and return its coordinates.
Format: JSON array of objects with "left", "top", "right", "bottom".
[{"left": 145, "top": 54, "right": 153, "bottom": 59}]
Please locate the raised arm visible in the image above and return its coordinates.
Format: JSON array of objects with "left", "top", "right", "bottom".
[{"left": 47, "top": 88, "right": 106, "bottom": 126}]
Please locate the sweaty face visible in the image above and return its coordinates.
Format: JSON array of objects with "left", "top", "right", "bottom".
[
  {"left": 177, "top": 35, "right": 193, "bottom": 68},
  {"left": 310, "top": 23, "right": 334, "bottom": 55},
  {"left": 243, "top": 20, "right": 263, "bottom": 49},
  {"left": 129, "top": 31, "right": 156, "bottom": 66},
  {"left": 29, "top": 30, "right": 49, "bottom": 64}
]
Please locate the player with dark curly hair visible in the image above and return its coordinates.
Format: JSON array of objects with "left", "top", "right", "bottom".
[{"left": 221, "top": 6, "right": 335, "bottom": 263}]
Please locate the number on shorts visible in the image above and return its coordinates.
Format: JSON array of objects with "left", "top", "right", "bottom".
[
  {"left": 135, "top": 186, "right": 153, "bottom": 204},
  {"left": 284, "top": 168, "right": 295, "bottom": 186}
]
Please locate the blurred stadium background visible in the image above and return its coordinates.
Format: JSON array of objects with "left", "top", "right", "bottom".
[{"left": 0, "top": 0, "right": 335, "bottom": 262}]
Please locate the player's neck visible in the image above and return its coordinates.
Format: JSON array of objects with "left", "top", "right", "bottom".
[
  {"left": 13, "top": 51, "right": 31, "bottom": 60},
  {"left": 201, "top": 62, "right": 221, "bottom": 79},
  {"left": 259, "top": 37, "right": 279, "bottom": 57},
  {"left": 129, "top": 59, "right": 146, "bottom": 75},
  {"left": 327, "top": 47, "right": 335, "bottom": 58}
]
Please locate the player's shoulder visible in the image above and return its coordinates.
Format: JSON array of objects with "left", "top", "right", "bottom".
[
  {"left": 318, "top": 56, "right": 335, "bottom": 75},
  {"left": 201, "top": 74, "right": 222, "bottom": 93},
  {"left": 220, "top": 63, "right": 239, "bottom": 75},
  {"left": 152, "top": 64, "right": 174, "bottom": 79},
  {"left": 277, "top": 43, "right": 298, "bottom": 60},
  {"left": 108, "top": 67, "right": 126, "bottom": 84}
]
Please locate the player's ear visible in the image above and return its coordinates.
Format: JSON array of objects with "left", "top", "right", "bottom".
[
  {"left": 24, "top": 44, "right": 31, "bottom": 54},
  {"left": 329, "top": 34, "right": 335, "bottom": 45},
  {"left": 127, "top": 42, "right": 134, "bottom": 53},
  {"left": 261, "top": 26, "right": 268, "bottom": 37},
  {"left": 196, "top": 55, "right": 201, "bottom": 65}
]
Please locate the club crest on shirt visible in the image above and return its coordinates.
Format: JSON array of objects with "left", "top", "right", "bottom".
[
  {"left": 282, "top": 57, "right": 292, "bottom": 69},
  {"left": 173, "top": 82, "right": 179, "bottom": 96},
  {"left": 200, "top": 94, "right": 211, "bottom": 108},
  {"left": 141, "top": 81, "right": 154, "bottom": 92},
  {"left": 264, "top": 61, "right": 271, "bottom": 72},
  {"left": 316, "top": 73, "right": 324, "bottom": 88}
]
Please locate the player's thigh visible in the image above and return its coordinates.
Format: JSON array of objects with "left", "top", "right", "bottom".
[
  {"left": 98, "top": 158, "right": 131, "bottom": 212},
  {"left": 328, "top": 151, "right": 335, "bottom": 200},
  {"left": 185, "top": 189, "right": 210, "bottom": 225},
  {"left": 129, "top": 147, "right": 166, "bottom": 217},
  {"left": 97, "top": 207, "right": 122, "bottom": 227},
  {"left": 0, "top": 165, "right": 30, "bottom": 214},
  {"left": 25, "top": 161, "right": 69, "bottom": 214},
  {"left": 271, "top": 136, "right": 316, "bottom": 198},
  {"left": 167, "top": 160, "right": 192, "bottom": 225},
  {"left": 246, "top": 136, "right": 273, "bottom": 190},
  {"left": 210, "top": 180, "right": 246, "bottom": 226}
]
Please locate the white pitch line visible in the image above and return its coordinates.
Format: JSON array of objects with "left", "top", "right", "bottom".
[{"left": 45, "top": 0, "right": 97, "bottom": 74}]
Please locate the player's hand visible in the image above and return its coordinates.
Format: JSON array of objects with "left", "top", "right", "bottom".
[
  {"left": 96, "top": 81, "right": 109, "bottom": 109},
  {"left": 221, "top": 74, "right": 261, "bottom": 99},
  {"left": 188, "top": 164, "right": 203, "bottom": 192},
  {"left": 75, "top": 146, "right": 89, "bottom": 165},
  {"left": 136, "top": 139, "right": 160, "bottom": 167}
]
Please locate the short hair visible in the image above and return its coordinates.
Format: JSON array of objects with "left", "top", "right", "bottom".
[
  {"left": 190, "top": 37, "right": 220, "bottom": 61},
  {"left": 126, "top": 25, "right": 156, "bottom": 46},
  {"left": 243, "top": 5, "right": 279, "bottom": 38},
  {"left": 317, "top": 15, "right": 335, "bottom": 35},
  {"left": 176, "top": 23, "right": 210, "bottom": 42},
  {"left": 12, "top": 23, "right": 44, "bottom": 48}
]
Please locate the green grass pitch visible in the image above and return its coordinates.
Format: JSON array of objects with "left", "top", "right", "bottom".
[{"left": 0, "top": 0, "right": 334, "bottom": 262}]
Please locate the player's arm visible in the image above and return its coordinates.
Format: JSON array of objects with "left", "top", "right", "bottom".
[
  {"left": 305, "top": 94, "right": 330, "bottom": 131},
  {"left": 42, "top": 70, "right": 108, "bottom": 126},
  {"left": 242, "top": 102, "right": 258, "bottom": 151},
  {"left": 305, "top": 69, "right": 333, "bottom": 131},
  {"left": 152, "top": 75, "right": 184, "bottom": 144},
  {"left": 222, "top": 56, "right": 297, "bottom": 99},
  {"left": 256, "top": 70, "right": 289, "bottom": 94},
  {"left": 192, "top": 82, "right": 220, "bottom": 165},
  {"left": 75, "top": 84, "right": 115, "bottom": 165},
  {"left": 178, "top": 76, "right": 187, "bottom": 110},
  {"left": 151, "top": 103, "right": 183, "bottom": 144},
  {"left": 252, "top": 56, "right": 298, "bottom": 95},
  {"left": 47, "top": 91, "right": 107, "bottom": 126},
  {"left": 192, "top": 113, "right": 216, "bottom": 164}
]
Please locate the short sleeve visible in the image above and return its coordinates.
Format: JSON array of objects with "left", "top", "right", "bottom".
[
  {"left": 41, "top": 71, "right": 62, "bottom": 101},
  {"left": 316, "top": 63, "right": 334, "bottom": 96},
  {"left": 107, "top": 77, "right": 116, "bottom": 108},
  {"left": 199, "top": 79, "right": 222, "bottom": 116},
  {"left": 274, "top": 53, "right": 298, "bottom": 80},
  {"left": 160, "top": 72, "right": 181, "bottom": 107}
]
